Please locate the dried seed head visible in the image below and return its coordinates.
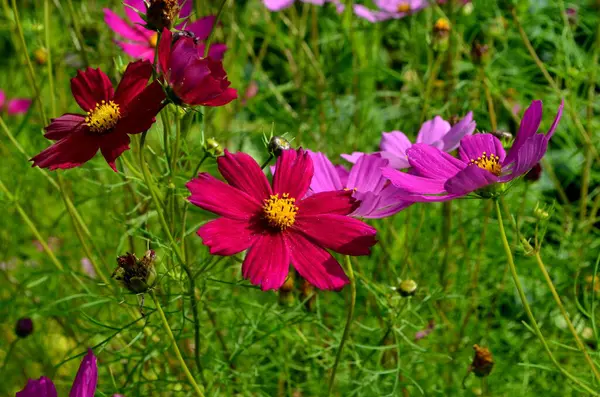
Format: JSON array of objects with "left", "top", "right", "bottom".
[
  {"left": 470, "top": 344, "right": 494, "bottom": 377},
  {"left": 15, "top": 318, "right": 34, "bottom": 338},
  {"left": 113, "top": 250, "right": 157, "bottom": 293},
  {"left": 146, "top": 0, "right": 181, "bottom": 31},
  {"left": 268, "top": 136, "right": 291, "bottom": 157}
]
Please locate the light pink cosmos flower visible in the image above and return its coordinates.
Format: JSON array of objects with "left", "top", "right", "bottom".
[
  {"left": 0, "top": 89, "right": 31, "bottom": 116},
  {"left": 341, "top": 0, "right": 471, "bottom": 23},
  {"left": 343, "top": 112, "right": 475, "bottom": 169},
  {"left": 104, "top": 0, "right": 226, "bottom": 62},
  {"left": 264, "top": 0, "right": 326, "bottom": 11},
  {"left": 186, "top": 149, "right": 377, "bottom": 291}
]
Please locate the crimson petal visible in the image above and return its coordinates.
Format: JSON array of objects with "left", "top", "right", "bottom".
[
  {"left": 198, "top": 217, "right": 260, "bottom": 255},
  {"left": 242, "top": 233, "right": 290, "bottom": 290},
  {"left": 100, "top": 132, "right": 130, "bottom": 172},
  {"left": 70, "top": 68, "right": 114, "bottom": 112},
  {"left": 218, "top": 150, "right": 272, "bottom": 201},
  {"left": 113, "top": 60, "right": 153, "bottom": 105},
  {"left": 273, "top": 149, "right": 314, "bottom": 199},
  {"left": 297, "top": 190, "right": 358, "bottom": 216},
  {"left": 31, "top": 129, "right": 100, "bottom": 170},
  {"left": 44, "top": 114, "right": 86, "bottom": 141}
]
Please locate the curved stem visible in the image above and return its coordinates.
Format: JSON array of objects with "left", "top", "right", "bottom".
[
  {"left": 327, "top": 255, "right": 356, "bottom": 396},
  {"left": 494, "top": 200, "right": 599, "bottom": 395},
  {"left": 151, "top": 291, "right": 204, "bottom": 397},
  {"left": 203, "top": 0, "right": 229, "bottom": 58}
]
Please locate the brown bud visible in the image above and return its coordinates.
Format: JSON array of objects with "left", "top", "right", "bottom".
[
  {"left": 268, "top": 136, "right": 291, "bottom": 157},
  {"left": 470, "top": 344, "right": 494, "bottom": 377},
  {"left": 113, "top": 250, "right": 157, "bottom": 293},
  {"left": 146, "top": 0, "right": 181, "bottom": 31},
  {"left": 471, "top": 42, "right": 489, "bottom": 64}
]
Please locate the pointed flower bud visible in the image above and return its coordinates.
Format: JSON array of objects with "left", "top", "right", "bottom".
[
  {"left": 112, "top": 250, "right": 157, "bottom": 293},
  {"left": 15, "top": 317, "right": 34, "bottom": 338}
]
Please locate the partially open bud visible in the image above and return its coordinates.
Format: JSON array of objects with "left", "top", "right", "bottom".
[
  {"left": 533, "top": 206, "right": 549, "bottom": 221},
  {"left": 398, "top": 279, "right": 418, "bottom": 297},
  {"left": 268, "top": 136, "right": 291, "bottom": 157},
  {"left": 146, "top": 0, "right": 181, "bottom": 31},
  {"left": 34, "top": 48, "right": 48, "bottom": 65},
  {"left": 112, "top": 250, "right": 157, "bottom": 293},
  {"left": 15, "top": 318, "right": 34, "bottom": 338},
  {"left": 433, "top": 18, "right": 451, "bottom": 52},
  {"left": 205, "top": 138, "right": 223, "bottom": 157},
  {"left": 470, "top": 345, "right": 494, "bottom": 377}
]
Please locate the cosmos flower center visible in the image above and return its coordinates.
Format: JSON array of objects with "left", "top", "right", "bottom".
[
  {"left": 469, "top": 152, "right": 502, "bottom": 176},
  {"left": 397, "top": 2, "right": 411, "bottom": 12},
  {"left": 263, "top": 193, "right": 298, "bottom": 230},
  {"left": 149, "top": 33, "right": 158, "bottom": 48},
  {"left": 85, "top": 100, "right": 121, "bottom": 134}
]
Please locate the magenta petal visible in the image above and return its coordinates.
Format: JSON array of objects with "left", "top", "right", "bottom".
[
  {"left": 458, "top": 134, "right": 506, "bottom": 163},
  {"left": 186, "top": 16, "right": 216, "bottom": 40},
  {"left": 294, "top": 214, "right": 377, "bottom": 256},
  {"left": 217, "top": 150, "right": 272, "bottom": 201},
  {"left": 309, "top": 151, "right": 345, "bottom": 193},
  {"left": 197, "top": 218, "right": 259, "bottom": 255},
  {"left": 298, "top": 190, "right": 358, "bottom": 216},
  {"left": 340, "top": 152, "right": 365, "bottom": 164},
  {"left": 43, "top": 114, "right": 86, "bottom": 141},
  {"left": 381, "top": 167, "right": 448, "bottom": 195},
  {"left": 178, "top": 0, "right": 193, "bottom": 20},
  {"left": 104, "top": 8, "right": 147, "bottom": 41},
  {"left": 17, "top": 377, "right": 57, "bottom": 397},
  {"left": 380, "top": 131, "right": 412, "bottom": 166},
  {"left": 123, "top": 0, "right": 146, "bottom": 24},
  {"left": 273, "top": 149, "right": 314, "bottom": 199},
  {"left": 0, "top": 89, "right": 5, "bottom": 108},
  {"left": 70, "top": 68, "right": 114, "bottom": 112},
  {"left": 288, "top": 232, "right": 349, "bottom": 291},
  {"left": 7, "top": 98, "right": 31, "bottom": 115},
  {"left": 444, "top": 166, "right": 498, "bottom": 195},
  {"left": 242, "top": 234, "right": 290, "bottom": 290},
  {"left": 186, "top": 173, "right": 262, "bottom": 220},
  {"left": 546, "top": 99, "right": 564, "bottom": 139},
  {"left": 504, "top": 134, "right": 549, "bottom": 180},
  {"left": 440, "top": 111, "right": 476, "bottom": 152},
  {"left": 100, "top": 133, "right": 130, "bottom": 171},
  {"left": 115, "top": 40, "right": 155, "bottom": 62},
  {"left": 416, "top": 116, "right": 451, "bottom": 147},
  {"left": 158, "top": 28, "right": 173, "bottom": 75},
  {"left": 353, "top": 187, "right": 411, "bottom": 218},
  {"left": 504, "top": 100, "right": 543, "bottom": 165},
  {"left": 347, "top": 154, "right": 389, "bottom": 193},
  {"left": 407, "top": 143, "right": 466, "bottom": 180},
  {"left": 69, "top": 349, "right": 97, "bottom": 397}
]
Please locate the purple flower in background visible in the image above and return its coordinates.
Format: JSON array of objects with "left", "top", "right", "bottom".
[
  {"left": 382, "top": 101, "right": 563, "bottom": 202},
  {"left": 81, "top": 258, "right": 96, "bottom": 278},
  {"left": 264, "top": 0, "right": 326, "bottom": 11},
  {"left": 309, "top": 151, "right": 411, "bottom": 218},
  {"left": 343, "top": 112, "right": 475, "bottom": 169},
  {"left": 104, "top": 0, "right": 226, "bottom": 62},
  {"left": 0, "top": 89, "right": 31, "bottom": 116},
  {"left": 342, "top": 0, "right": 471, "bottom": 23},
  {"left": 17, "top": 349, "right": 97, "bottom": 397}
]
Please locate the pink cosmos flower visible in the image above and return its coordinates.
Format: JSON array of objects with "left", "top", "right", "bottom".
[
  {"left": 309, "top": 151, "right": 411, "bottom": 218},
  {"left": 158, "top": 28, "right": 237, "bottom": 107},
  {"left": 263, "top": 0, "right": 326, "bottom": 11},
  {"left": 381, "top": 101, "right": 564, "bottom": 202},
  {"left": 186, "top": 149, "right": 378, "bottom": 291},
  {"left": 104, "top": 0, "right": 226, "bottom": 62},
  {"left": 345, "top": 0, "right": 471, "bottom": 22},
  {"left": 0, "top": 89, "right": 31, "bottom": 115},
  {"left": 343, "top": 112, "right": 475, "bottom": 169},
  {"left": 17, "top": 349, "right": 97, "bottom": 397}
]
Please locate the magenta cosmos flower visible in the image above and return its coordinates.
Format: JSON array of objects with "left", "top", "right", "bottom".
[
  {"left": 343, "top": 112, "right": 475, "bottom": 169},
  {"left": 381, "top": 100, "right": 564, "bottom": 202},
  {"left": 17, "top": 349, "right": 97, "bottom": 397},
  {"left": 309, "top": 151, "right": 411, "bottom": 218},
  {"left": 186, "top": 149, "right": 378, "bottom": 290},
  {"left": 104, "top": 0, "right": 226, "bottom": 62},
  {"left": 0, "top": 89, "right": 31, "bottom": 115},
  {"left": 158, "top": 28, "right": 237, "bottom": 107},
  {"left": 31, "top": 60, "right": 165, "bottom": 171}
]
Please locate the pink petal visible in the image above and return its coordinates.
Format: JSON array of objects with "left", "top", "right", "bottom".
[
  {"left": 504, "top": 100, "right": 542, "bottom": 165},
  {"left": 70, "top": 68, "right": 114, "bottom": 112},
  {"left": 207, "top": 43, "right": 227, "bottom": 61},
  {"left": 116, "top": 40, "right": 155, "bottom": 61},
  {"left": 546, "top": 99, "right": 564, "bottom": 139},
  {"left": 273, "top": 149, "right": 314, "bottom": 199},
  {"left": 458, "top": 134, "right": 506, "bottom": 164},
  {"left": 294, "top": 214, "right": 377, "bottom": 256},
  {"left": 416, "top": 116, "right": 451, "bottom": 147},
  {"left": 347, "top": 154, "right": 389, "bottom": 193},
  {"left": 381, "top": 167, "right": 447, "bottom": 195},
  {"left": 7, "top": 98, "right": 31, "bottom": 115},
  {"left": 263, "top": 0, "right": 295, "bottom": 11},
  {"left": 297, "top": 190, "right": 358, "bottom": 216},
  {"left": 16, "top": 377, "right": 57, "bottom": 397},
  {"left": 242, "top": 233, "right": 290, "bottom": 290},
  {"left": 444, "top": 165, "right": 498, "bottom": 195},
  {"left": 440, "top": 111, "right": 476, "bottom": 152},
  {"left": 100, "top": 132, "right": 131, "bottom": 171},
  {"left": 217, "top": 150, "right": 272, "bottom": 201},
  {"left": 104, "top": 8, "right": 148, "bottom": 42},
  {"left": 186, "top": 173, "right": 262, "bottom": 220},
  {"left": 308, "top": 150, "right": 345, "bottom": 193},
  {"left": 340, "top": 151, "right": 365, "bottom": 164},
  {"left": 380, "top": 131, "right": 413, "bottom": 169},
  {"left": 198, "top": 217, "right": 260, "bottom": 255},
  {"left": 69, "top": 349, "right": 97, "bottom": 397},
  {"left": 0, "top": 90, "right": 5, "bottom": 108},
  {"left": 123, "top": 0, "right": 146, "bottom": 25},
  {"left": 504, "top": 134, "right": 549, "bottom": 180},
  {"left": 43, "top": 114, "right": 86, "bottom": 140},
  {"left": 31, "top": 128, "right": 100, "bottom": 170},
  {"left": 113, "top": 60, "right": 153, "bottom": 105},
  {"left": 355, "top": 188, "right": 411, "bottom": 219},
  {"left": 406, "top": 143, "right": 466, "bottom": 179},
  {"left": 288, "top": 232, "right": 349, "bottom": 291},
  {"left": 186, "top": 16, "right": 216, "bottom": 40}
]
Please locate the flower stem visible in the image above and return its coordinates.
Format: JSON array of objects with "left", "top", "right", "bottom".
[
  {"left": 151, "top": 290, "right": 204, "bottom": 397},
  {"left": 327, "top": 255, "right": 356, "bottom": 396},
  {"left": 494, "top": 199, "right": 599, "bottom": 395},
  {"left": 204, "top": 0, "right": 229, "bottom": 58},
  {"left": 260, "top": 154, "right": 274, "bottom": 170}
]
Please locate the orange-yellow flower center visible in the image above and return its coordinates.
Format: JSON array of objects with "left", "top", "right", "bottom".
[
  {"left": 434, "top": 17, "right": 451, "bottom": 32},
  {"left": 263, "top": 193, "right": 298, "bottom": 230},
  {"left": 397, "top": 2, "right": 411, "bottom": 13},
  {"left": 149, "top": 33, "right": 158, "bottom": 48},
  {"left": 85, "top": 100, "right": 121, "bottom": 134},
  {"left": 469, "top": 152, "right": 502, "bottom": 176}
]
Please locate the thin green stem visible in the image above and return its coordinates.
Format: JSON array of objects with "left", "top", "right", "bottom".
[
  {"left": 494, "top": 199, "right": 599, "bottom": 395},
  {"left": 420, "top": 52, "right": 444, "bottom": 123},
  {"left": 44, "top": 0, "right": 56, "bottom": 117},
  {"left": 260, "top": 154, "right": 274, "bottom": 170},
  {"left": 64, "top": 0, "right": 89, "bottom": 66},
  {"left": 203, "top": 0, "right": 228, "bottom": 58},
  {"left": 327, "top": 255, "right": 356, "bottom": 396},
  {"left": 151, "top": 291, "right": 204, "bottom": 397}
]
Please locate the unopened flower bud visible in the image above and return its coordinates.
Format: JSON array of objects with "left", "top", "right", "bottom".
[
  {"left": 15, "top": 318, "right": 34, "bottom": 338},
  {"left": 112, "top": 250, "right": 157, "bottom": 293},
  {"left": 146, "top": 0, "right": 181, "bottom": 31},
  {"left": 566, "top": 7, "right": 577, "bottom": 26},
  {"left": 205, "top": 138, "right": 223, "bottom": 156},
  {"left": 490, "top": 130, "right": 513, "bottom": 141},
  {"left": 470, "top": 344, "right": 494, "bottom": 377},
  {"left": 534, "top": 206, "right": 549, "bottom": 221},
  {"left": 268, "top": 136, "right": 291, "bottom": 157},
  {"left": 471, "top": 42, "right": 489, "bottom": 64},
  {"left": 398, "top": 279, "right": 418, "bottom": 297},
  {"left": 34, "top": 48, "right": 48, "bottom": 65},
  {"left": 525, "top": 162, "right": 542, "bottom": 182},
  {"left": 433, "top": 18, "right": 451, "bottom": 52}
]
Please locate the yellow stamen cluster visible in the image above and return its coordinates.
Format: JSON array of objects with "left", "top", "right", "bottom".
[
  {"left": 469, "top": 152, "right": 502, "bottom": 176},
  {"left": 434, "top": 18, "right": 451, "bottom": 33},
  {"left": 85, "top": 100, "right": 121, "bottom": 134},
  {"left": 397, "top": 2, "right": 411, "bottom": 13},
  {"left": 149, "top": 33, "right": 158, "bottom": 48},
  {"left": 263, "top": 193, "right": 298, "bottom": 230}
]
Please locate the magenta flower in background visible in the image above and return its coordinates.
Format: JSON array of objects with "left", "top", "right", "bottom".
[
  {"left": 17, "top": 349, "right": 97, "bottom": 397},
  {"left": 0, "top": 89, "right": 31, "bottom": 116},
  {"left": 104, "top": 0, "right": 226, "bottom": 62},
  {"left": 343, "top": 112, "right": 475, "bottom": 169},
  {"left": 309, "top": 151, "right": 411, "bottom": 218},
  {"left": 158, "top": 28, "right": 237, "bottom": 107},
  {"left": 264, "top": 0, "right": 326, "bottom": 11},
  {"left": 381, "top": 101, "right": 564, "bottom": 202},
  {"left": 186, "top": 149, "right": 377, "bottom": 291},
  {"left": 344, "top": 0, "right": 471, "bottom": 22}
]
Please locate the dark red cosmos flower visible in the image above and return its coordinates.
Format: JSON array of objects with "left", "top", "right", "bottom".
[
  {"left": 31, "top": 60, "right": 165, "bottom": 171},
  {"left": 186, "top": 149, "right": 378, "bottom": 291},
  {"left": 158, "top": 28, "right": 237, "bottom": 107}
]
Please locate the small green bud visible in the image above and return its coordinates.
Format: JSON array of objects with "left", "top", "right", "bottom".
[
  {"left": 398, "top": 279, "right": 418, "bottom": 297},
  {"left": 205, "top": 138, "right": 223, "bottom": 157},
  {"left": 534, "top": 206, "right": 549, "bottom": 221}
]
